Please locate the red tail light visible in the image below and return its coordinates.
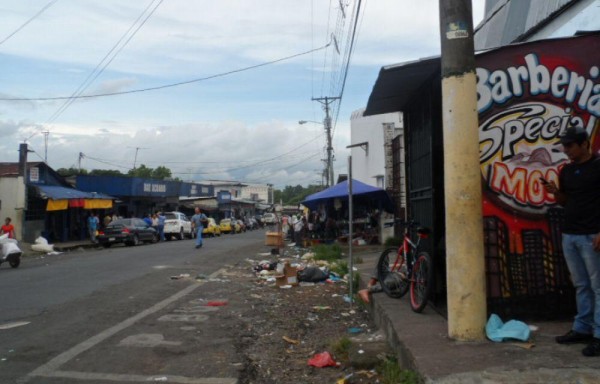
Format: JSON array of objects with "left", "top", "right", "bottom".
[
  {"left": 98, "top": 230, "right": 104, "bottom": 236},
  {"left": 122, "top": 228, "right": 131, "bottom": 234}
]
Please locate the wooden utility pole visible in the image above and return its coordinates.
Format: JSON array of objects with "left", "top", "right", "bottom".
[
  {"left": 312, "top": 96, "right": 340, "bottom": 186},
  {"left": 439, "top": 0, "right": 486, "bottom": 341}
]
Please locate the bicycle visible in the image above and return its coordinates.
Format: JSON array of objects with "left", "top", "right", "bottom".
[{"left": 376, "top": 220, "right": 433, "bottom": 313}]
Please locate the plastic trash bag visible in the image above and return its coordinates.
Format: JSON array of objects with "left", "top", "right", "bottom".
[
  {"left": 298, "top": 266, "right": 329, "bottom": 283},
  {"left": 486, "top": 313, "right": 530, "bottom": 342},
  {"left": 2, "top": 241, "right": 22, "bottom": 259},
  {"left": 35, "top": 236, "right": 49, "bottom": 245},
  {"left": 307, "top": 351, "right": 338, "bottom": 367}
]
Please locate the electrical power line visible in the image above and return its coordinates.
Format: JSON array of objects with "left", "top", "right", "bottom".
[
  {"left": 0, "top": 0, "right": 59, "bottom": 46},
  {"left": 3, "top": 41, "right": 332, "bottom": 102},
  {"left": 46, "top": 0, "right": 164, "bottom": 125}
]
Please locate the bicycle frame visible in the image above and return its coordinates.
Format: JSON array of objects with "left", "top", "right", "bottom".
[{"left": 391, "top": 227, "right": 422, "bottom": 275}]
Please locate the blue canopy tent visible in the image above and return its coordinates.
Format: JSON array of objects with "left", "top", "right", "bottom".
[{"left": 301, "top": 179, "right": 394, "bottom": 213}]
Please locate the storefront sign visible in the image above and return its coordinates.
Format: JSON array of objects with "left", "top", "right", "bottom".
[{"left": 477, "top": 33, "right": 599, "bottom": 251}]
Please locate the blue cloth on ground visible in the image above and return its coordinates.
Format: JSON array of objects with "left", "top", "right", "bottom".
[{"left": 486, "top": 313, "right": 530, "bottom": 342}]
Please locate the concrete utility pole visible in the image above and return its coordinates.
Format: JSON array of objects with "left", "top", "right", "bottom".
[
  {"left": 312, "top": 96, "right": 340, "bottom": 187},
  {"left": 439, "top": 0, "right": 486, "bottom": 341}
]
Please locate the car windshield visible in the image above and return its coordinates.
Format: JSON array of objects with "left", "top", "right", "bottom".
[
  {"left": 109, "top": 219, "right": 131, "bottom": 227},
  {"left": 164, "top": 213, "right": 177, "bottom": 220}
]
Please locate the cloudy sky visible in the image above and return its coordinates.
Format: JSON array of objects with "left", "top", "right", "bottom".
[{"left": 0, "top": 0, "right": 485, "bottom": 189}]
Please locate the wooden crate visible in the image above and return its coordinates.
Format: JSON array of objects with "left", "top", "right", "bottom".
[{"left": 265, "top": 231, "right": 283, "bottom": 247}]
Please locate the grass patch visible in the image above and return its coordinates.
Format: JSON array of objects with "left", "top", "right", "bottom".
[
  {"left": 330, "top": 336, "right": 352, "bottom": 361},
  {"left": 378, "top": 358, "right": 422, "bottom": 384},
  {"left": 313, "top": 243, "right": 343, "bottom": 263}
]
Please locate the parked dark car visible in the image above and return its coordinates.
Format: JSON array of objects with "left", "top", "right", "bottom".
[{"left": 98, "top": 218, "right": 158, "bottom": 247}]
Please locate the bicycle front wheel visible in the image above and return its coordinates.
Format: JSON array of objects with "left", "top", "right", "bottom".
[
  {"left": 376, "top": 247, "right": 409, "bottom": 298},
  {"left": 410, "top": 252, "right": 433, "bottom": 313}
]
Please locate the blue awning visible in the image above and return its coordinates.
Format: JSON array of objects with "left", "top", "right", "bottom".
[
  {"left": 35, "top": 185, "right": 113, "bottom": 200},
  {"left": 301, "top": 179, "right": 394, "bottom": 213}
]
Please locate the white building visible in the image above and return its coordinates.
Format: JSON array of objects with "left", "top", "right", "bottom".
[
  {"left": 349, "top": 109, "right": 402, "bottom": 190},
  {"left": 240, "top": 183, "right": 273, "bottom": 204}
]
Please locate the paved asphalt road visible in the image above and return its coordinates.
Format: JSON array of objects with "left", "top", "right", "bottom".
[{"left": 0, "top": 228, "right": 270, "bottom": 384}]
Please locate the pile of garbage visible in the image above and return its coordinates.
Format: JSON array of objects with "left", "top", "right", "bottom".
[{"left": 251, "top": 250, "right": 345, "bottom": 289}]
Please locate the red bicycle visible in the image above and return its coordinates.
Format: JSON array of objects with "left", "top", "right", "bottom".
[{"left": 376, "top": 220, "right": 433, "bottom": 313}]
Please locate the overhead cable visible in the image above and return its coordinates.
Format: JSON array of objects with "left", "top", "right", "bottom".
[
  {"left": 3, "top": 40, "right": 332, "bottom": 102},
  {"left": 0, "top": 0, "right": 59, "bottom": 46}
]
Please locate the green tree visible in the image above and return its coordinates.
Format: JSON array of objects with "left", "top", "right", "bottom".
[
  {"left": 151, "top": 166, "right": 172, "bottom": 179},
  {"left": 89, "top": 169, "right": 125, "bottom": 177},
  {"left": 56, "top": 167, "right": 88, "bottom": 177},
  {"left": 128, "top": 164, "right": 153, "bottom": 178}
]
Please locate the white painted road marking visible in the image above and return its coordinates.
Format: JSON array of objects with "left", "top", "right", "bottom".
[
  {"left": 0, "top": 321, "right": 30, "bottom": 330},
  {"left": 22, "top": 268, "right": 237, "bottom": 384}
]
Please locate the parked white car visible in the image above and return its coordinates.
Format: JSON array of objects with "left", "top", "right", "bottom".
[
  {"left": 163, "top": 211, "right": 192, "bottom": 240},
  {"left": 262, "top": 212, "right": 277, "bottom": 225}
]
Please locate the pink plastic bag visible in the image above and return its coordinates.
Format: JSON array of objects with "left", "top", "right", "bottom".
[{"left": 307, "top": 351, "right": 339, "bottom": 367}]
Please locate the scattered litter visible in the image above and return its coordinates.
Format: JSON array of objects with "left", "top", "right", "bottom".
[
  {"left": 307, "top": 351, "right": 339, "bottom": 368},
  {"left": 358, "top": 349, "right": 364, "bottom": 354},
  {"left": 529, "top": 325, "right": 539, "bottom": 332},
  {"left": 343, "top": 295, "right": 353, "bottom": 304},
  {"left": 279, "top": 285, "right": 293, "bottom": 289},
  {"left": 336, "top": 373, "right": 354, "bottom": 384},
  {"left": 347, "top": 327, "right": 363, "bottom": 334},
  {"left": 205, "top": 301, "right": 228, "bottom": 307},
  {"left": 31, "top": 236, "right": 54, "bottom": 253},
  {"left": 170, "top": 274, "right": 190, "bottom": 280},
  {"left": 151, "top": 377, "right": 168, "bottom": 382},
  {"left": 195, "top": 273, "right": 208, "bottom": 280},
  {"left": 282, "top": 336, "right": 300, "bottom": 345},
  {"left": 299, "top": 282, "right": 316, "bottom": 287},
  {"left": 313, "top": 306, "right": 331, "bottom": 311},
  {"left": 486, "top": 313, "right": 531, "bottom": 342},
  {"left": 298, "top": 266, "right": 329, "bottom": 283},
  {"left": 250, "top": 294, "right": 262, "bottom": 299}
]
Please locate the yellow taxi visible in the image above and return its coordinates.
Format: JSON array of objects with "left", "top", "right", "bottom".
[
  {"left": 202, "top": 218, "right": 221, "bottom": 237},
  {"left": 219, "top": 218, "right": 234, "bottom": 234}
]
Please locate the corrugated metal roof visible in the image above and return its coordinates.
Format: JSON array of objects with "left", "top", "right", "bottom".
[{"left": 474, "top": 0, "right": 577, "bottom": 50}]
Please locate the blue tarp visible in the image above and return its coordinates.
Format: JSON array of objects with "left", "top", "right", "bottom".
[
  {"left": 35, "top": 185, "right": 113, "bottom": 200},
  {"left": 301, "top": 179, "right": 395, "bottom": 213}
]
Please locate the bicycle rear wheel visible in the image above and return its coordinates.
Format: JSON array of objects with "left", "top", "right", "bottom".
[
  {"left": 410, "top": 252, "right": 433, "bottom": 313},
  {"left": 376, "top": 247, "right": 409, "bottom": 298}
]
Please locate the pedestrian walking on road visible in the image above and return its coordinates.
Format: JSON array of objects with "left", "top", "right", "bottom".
[
  {"left": 157, "top": 212, "right": 166, "bottom": 242},
  {"left": 191, "top": 207, "right": 208, "bottom": 249},
  {"left": 543, "top": 126, "right": 600, "bottom": 357}
]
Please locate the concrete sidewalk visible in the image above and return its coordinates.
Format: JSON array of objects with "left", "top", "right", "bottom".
[{"left": 354, "top": 248, "right": 600, "bottom": 384}]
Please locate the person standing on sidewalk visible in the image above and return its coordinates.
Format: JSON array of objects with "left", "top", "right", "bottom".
[
  {"left": 543, "top": 126, "right": 600, "bottom": 357},
  {"left": 87, "top": 212, "right": 99, "bottom": 244},
  {"left": 191, "top": 207, "right": 208, "bottom": 249}
]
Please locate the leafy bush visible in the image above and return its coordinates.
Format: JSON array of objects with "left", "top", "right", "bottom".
[
  {"left": 378, "top": 358, "right": 422, "bottom": 384},
  {"left": 313, "top": 244, "right": 343, "bottom": 263}
]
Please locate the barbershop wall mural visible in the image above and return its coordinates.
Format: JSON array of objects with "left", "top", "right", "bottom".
[{"left": 476, "top": 33, "right": 599, "bottom": 317}]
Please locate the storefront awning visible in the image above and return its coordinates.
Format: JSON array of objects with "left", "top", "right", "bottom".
[
  {"left": 364, "top": 56, "right": 440, "bottom": 116},
  {"left": 35, "top": 185, "right": 113, "bottom": 200}
]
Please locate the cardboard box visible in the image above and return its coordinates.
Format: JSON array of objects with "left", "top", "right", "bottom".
[
  {"left": 265, "top": 231, "right": 284, "bottom": 247},
  {"left": 275, "top": 263, "right": 298, "bottom": 287}
]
